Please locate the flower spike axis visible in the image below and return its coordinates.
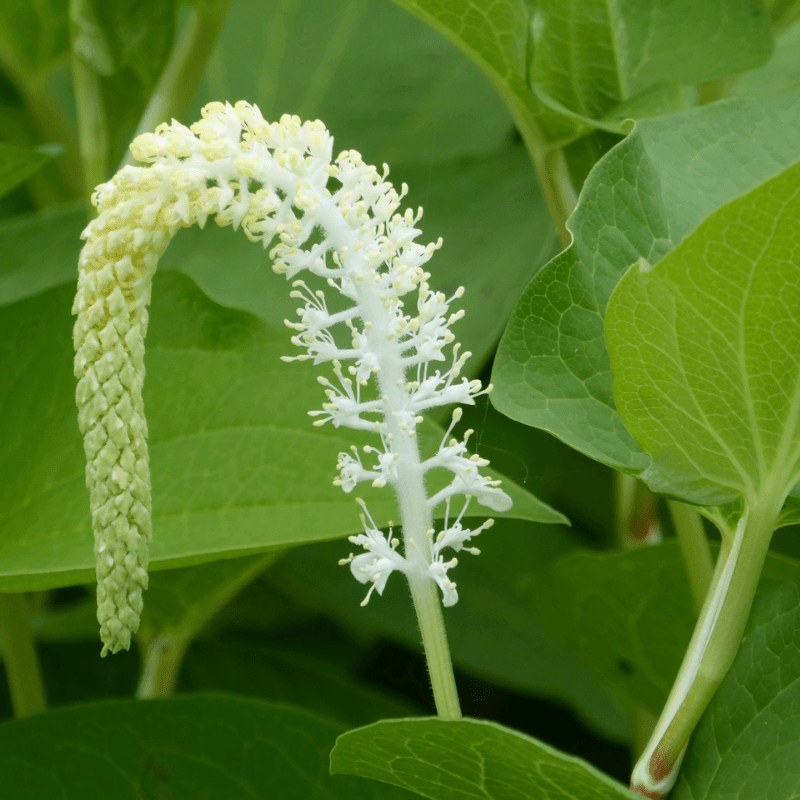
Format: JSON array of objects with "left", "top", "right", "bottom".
[{"left": 74, "top": 102, "right": 511, "bottom": 692}]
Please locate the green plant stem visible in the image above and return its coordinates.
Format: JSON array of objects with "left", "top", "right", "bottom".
[
  {"left": 71, "top": 52, "right": 108, "bottom": 199},
  {"left": 137, "top": 633, "right": 187, "bottom": 698},
  {"left": 125, "top": 0, "right": 232, "bottom": 161},
  {"left": 0, "top": 593, "right": 46, "bottom": 718},
  {"left": 376, "top": 341, "right": 461, "bottom": 718},
  {"left": 136, "top": 553, "right": 276, "bottom": 699},
  {"left": 614, "top": 471, "right": 661, "bottom": 549},
  {"left": 631, "top": 498, "right": 779, "bottom": 798},
  {"left": 500, "top": 96, "right": 576, "bottom": 249},
  {"left": 530, "top": 145, "right": 577, "bottom": 249},
  {"left": 391, "top": 450, "right": 461, "bottom": 719},
  {"left": 668, "top": 500, "right": 714, "bottom": 614},
  {"left": 407, "top": 573, "right": 462, "bottom": 719}
]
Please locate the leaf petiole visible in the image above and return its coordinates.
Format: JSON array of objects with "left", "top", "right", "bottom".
[{"left": 630, "top": 497, "right": 780, "bottom": 797}]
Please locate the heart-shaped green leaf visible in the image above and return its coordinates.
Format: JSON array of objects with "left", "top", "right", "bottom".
[
  {"left": 606, "top": 158, "right": 800, "bottom": 508},
  {"left": 492, "top": 90, "right": 800, "bottom": 472}
]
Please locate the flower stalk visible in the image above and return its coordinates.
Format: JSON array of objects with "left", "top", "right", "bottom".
[{"left": 73, "top": 102, "right": 511, "bottom": 715}]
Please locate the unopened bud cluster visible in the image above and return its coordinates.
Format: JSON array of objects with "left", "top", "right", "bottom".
[{"left": 74, "top": 101, "right": 511, "bottom": 653}]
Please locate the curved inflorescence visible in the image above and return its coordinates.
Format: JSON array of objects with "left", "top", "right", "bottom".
[{"left": 73, "top": 101, "right": 511, "bottom": 655}]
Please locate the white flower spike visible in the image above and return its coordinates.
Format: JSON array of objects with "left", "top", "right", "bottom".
[{"left": 74, "top": 101, "right": 511, "bottom": 658}]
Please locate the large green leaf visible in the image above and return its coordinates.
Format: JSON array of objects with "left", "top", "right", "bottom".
[
  {"left": 606, "top": 158, "right": 800, "bottom": 507},
  {"left": 0, "top": 271, "right": 559, "bottom": 592},
  {"left": 492, "top": 90, "right": 800, "bottom": 471},
  {"left": 330, "top": 717, "right": 637, "bottom": 800},
  {"left": 0, "top": 695, "right": 413, "bottom": 799},
  {"left": 391, "top": 0, "right": 772, "bottom": 147},
  {"left": 534, "top": 542, "right": 799, "bottom": 715},
  {"left": 267, "top": 519, "right": 630, "bottom": 741},
  {"left": 672, "top": 574, "right": 800, "bottom": 800}
]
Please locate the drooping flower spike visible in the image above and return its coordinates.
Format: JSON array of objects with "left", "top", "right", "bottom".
[{"left": 74, "top": 101, "right": 511, "bottom": 657}]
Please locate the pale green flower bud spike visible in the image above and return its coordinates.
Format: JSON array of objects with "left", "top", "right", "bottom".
[{"left": 74, "top": 103, "right": 512, "bottom": 714}]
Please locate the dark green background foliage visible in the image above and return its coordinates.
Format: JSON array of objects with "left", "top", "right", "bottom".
[{"left": 1, "top": 0, "right": 799, "bottom": 798}]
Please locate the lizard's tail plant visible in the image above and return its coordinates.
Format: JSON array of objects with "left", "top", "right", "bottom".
[{"left": 73, "top": 101, "right": 511, "bottom": 714}]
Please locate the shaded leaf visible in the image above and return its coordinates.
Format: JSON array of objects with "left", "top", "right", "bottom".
[
  {"left": 385, "top": 0, "right": 537, "bottom": 128},
  {"left": 138, "top": 554, "right": 277, "bottom": 641},
  {"left": 534, "top": 542, "right": 799, "bottom": 714},
  {"left": 182, "top": 641, "right": 421, "bottom": 727},
  {"left": 0, "top": 695, "right": 413, "bottom": 799},
  {"left": 330, "top": 716, "right": 637, "bottom": 800},
  {"left": 0, "top": 205, "right": 85, "bottom": 307}
]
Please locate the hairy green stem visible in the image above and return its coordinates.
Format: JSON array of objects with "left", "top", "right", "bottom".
[
  {"left": 668, "top": 501, "right": 714, "bottom": 614},
  {"left": 379, "top": 380, "right": 461, "bottom": 718},
  {"left": 408, "top": 574, "right": 462, "bottom": 718},
  {"left": 0, "top": 593, "right": 47, "bottom": 718},
  {"left": 631, "top": 498, "right": 779, "bottom": 797},
  {"left": 126, "top": 0, "right": 232, "bottom": 160}
]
